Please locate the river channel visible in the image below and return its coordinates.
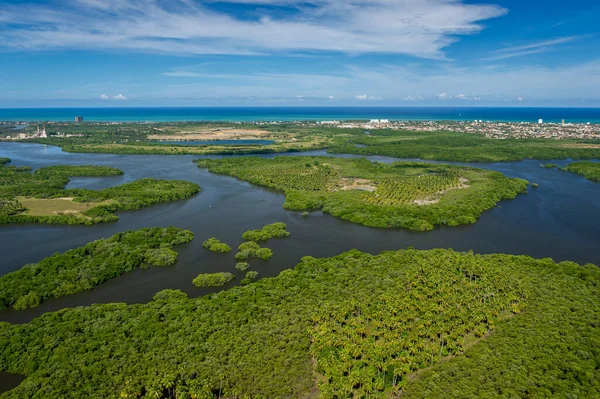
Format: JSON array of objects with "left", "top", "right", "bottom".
[{"left": 0, "top": 142, "right": 599, "bottom": 326}]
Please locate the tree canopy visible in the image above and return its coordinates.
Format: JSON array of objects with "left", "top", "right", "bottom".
[
  {"left": 197, "top": 156, "right": 529, "bottom": 231},
  {"left": 0, "top": 227, "right": 193, "bottom": 310},
  {"left": 0, "top": 247, "right": 598, "bottom": 398},
  {"left": 563, "top": 161, "right": 600, "bottom": 182}
]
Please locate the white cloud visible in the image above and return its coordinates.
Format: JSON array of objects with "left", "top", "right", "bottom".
[
  {"left": 403, "top": 95, "right": 422, "bottom": 101},
  {"left": 455, "top": 94, "right": 467, "bottom": 100},
  {"left": 99, "top": 93, "right": 128, "bottom": 100},
  {"left": 517, "top": 96, "right": 524, "bottom": 102},
  {"left": 355, "top": 94, "right": 381, "bottom": 101},
  {"left": 0, "top": 0, "right": 507, "bottom": 58},
  {"left": 483, "top": 36, "right": 580, "bottom": 61},
  {"left": 437, "top": 92, "right": 449, "bottom": 99},
  {"left": 328, "top": 95, "right": 336, "bottom": 100}
]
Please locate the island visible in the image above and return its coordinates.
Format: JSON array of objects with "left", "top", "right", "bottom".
[
  {"left": 0, "top": 163, "right": 200, "bottom": 225},
  {"left": 0, "top": 227, "right": 194, "bottom": 310},
  {"left": 196, "top": 156, "right": 529, "bottom": 231}
]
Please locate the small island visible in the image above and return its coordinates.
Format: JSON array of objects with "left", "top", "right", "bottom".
[
  {"left": 202, "top": 237, "right": 232, "bottom": 253},
  {"left": 0, "top": 163, "right": 200, "bottom": 225},
  {"left": 192, "top": 272, "right": 236, "bottom": 288},
  {"left": 241, "top": 222, "right": 290, "bottom": 241},
  {"left": 0, "top": 227, "right": 194, "bottom": 310},
  {"left": 197, "top": 156, "right": 529, "bottom": 231},
  {"left": 234, "top": 241, "right": 273, "bottom": 260}
]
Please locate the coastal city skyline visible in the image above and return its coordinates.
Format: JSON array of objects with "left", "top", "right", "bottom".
[{"left": 1, "top": 0, "right": 599, "bottom": 107}]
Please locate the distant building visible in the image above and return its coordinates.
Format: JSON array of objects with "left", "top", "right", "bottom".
[
  {"left": 35, "top": 125, "right": 47, "bottom": 138},
  {"left": 75, "top": 116, "right": 83, "bottom": 123},
  {"left": 538, "top": 119, "right": 543, "bottom": 124}
]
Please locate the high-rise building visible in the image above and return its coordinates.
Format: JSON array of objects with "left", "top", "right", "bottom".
[{"left": 75, "top": 116, "right": 83, "bottom": 123}]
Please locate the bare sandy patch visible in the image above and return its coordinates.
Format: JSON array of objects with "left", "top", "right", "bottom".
[
  {"left": 559, "top": 143, "right": 600, "bottom": 149},
  {"left": 339, "top": 178, "right": 377, "bottom": 192},
  {"left": 413, "top": 177, "right": 470, "bottom": 206},
  {"left": 18, "top": 197, "right": 111, "bottom": 216},
  {"left": 148, "top": 128, "right": 272, "bottom": 141}
]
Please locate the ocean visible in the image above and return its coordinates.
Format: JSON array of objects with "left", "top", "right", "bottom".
[{"left": 1, "top": 107, "right": 600, "bottom": 123}]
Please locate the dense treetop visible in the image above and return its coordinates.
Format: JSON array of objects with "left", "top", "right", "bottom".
[
  {"left": 33, "top": 165, "right": 123, "bottom": 178},
  {"left": 192, "top": 272, "right": 236, "bottom": 288},
  {"left": 241, "top": 222, "right": 290, "bottom": 242},
  {"left": 197, "top": 156, "right": 529, "bottom": 231},
  {"left": 0, "top": 227, "right": 194, "bottom": 310},
  {"left": 563, "top": 161, "right": 600, "bottom": 182},
  {"left": 0, "top": 248, "right": 597, "bottom": 398},
  {"left": 328, "top": 130, "right": 600, "bottom": 162},
  {"left": 201, "top": 238, "right": 232, "bottom": 253}
]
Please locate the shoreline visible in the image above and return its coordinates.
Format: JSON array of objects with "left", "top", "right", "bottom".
[{"left": 1, "top": 106, "right": 600, "bottom": 124}]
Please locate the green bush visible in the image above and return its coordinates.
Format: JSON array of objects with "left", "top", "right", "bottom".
[
  {"left": 245, "top": 271, "right": 259, "bottom": 280},
  {"left": 235, "top": 262, "right": 250, "bottom": 272},
  {"left": 235, "top": 241, "right": 273, "bottom": 260},
  {"left": 192, "top": 272, "right": 235, "bottom": 288},
  {"left": 202, "top": 237, "right": 232, "bottom": 253},
  {"left": 241, "top": 222, "right": 290, "bottom": 241}
]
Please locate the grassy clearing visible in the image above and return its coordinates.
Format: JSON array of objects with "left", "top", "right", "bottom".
[{"left": 18, "top": 197, "right": 113, "bottom": 216}]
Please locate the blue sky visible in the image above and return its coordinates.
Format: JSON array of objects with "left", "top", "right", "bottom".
[{"left": 0, "top": 0, "right": 599, "bottom": 107}]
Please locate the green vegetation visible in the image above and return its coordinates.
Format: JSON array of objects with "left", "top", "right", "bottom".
[
  {"left": 540, "top": 163, "right": 558, "bottom": 168},
  {"left": 34, "top": 165, "right": 123, "bottom": 177},
  {"left": 235, "top": 262, "right": 250, "bottom": 272},
  {"left": 329, "top": 130, "right": 600, "bottom": 162},
  {"left": 241, "top": 222, "right": 290, "bottom": 241},
  {"left": 201, "top": 238, "right": 232, "bottom": 253},
  {"left": 0, "top": 163, "right": 200, "bottom": 225},
  {"left": 26, "top": 121, "right": 328, "bottom": 156},
  {"left": 245, "top": 271, "right": 259, "bottom": 280},
  {"left": 22, "top": 121, "right": 600, "bottom": 162},
  {"left": 192, "top": 272, "right": 236, "bottom": 288},
  {"left": 302, "top": 211, "right": 309, "bottom": 217},
  {"left": 197, "top": 156, "right": 529, "bottom": 231},
  {"left": 562, "top": 161, "right": 600, "bottom": 182},
  {"left": 0, "top": 248, "right": 597, "bottom": 398},
  {"left": 0, "top": 158, "right": 10, "bottom": 165},
  {"left": 234, "top": 241, "right": 274, "bottom": 260},
  {"left": 0, "top": 227, "right": 193, "bottom": 310}
]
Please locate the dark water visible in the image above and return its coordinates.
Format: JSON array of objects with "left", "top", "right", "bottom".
[
  {"left": 0, "top": 142, "right": 599, "bottom": 394},
  {"left": 157, "top": 139, "right": 275, "bottom": 146},
  {"left": 0, "top": 373, "right": 25, "bottom": 393},
  {"left": 1, "top": 107, "right": 600, "bottom": 123}
]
